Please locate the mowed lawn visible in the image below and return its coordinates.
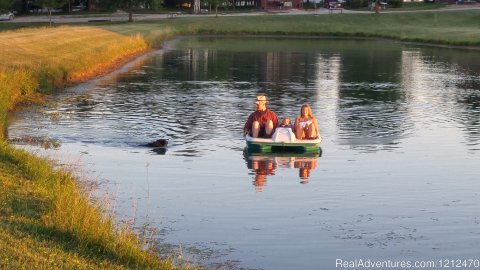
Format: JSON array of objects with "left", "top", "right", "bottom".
[{"left": 101, "top": 9, "right": 480, "bottom": 47}]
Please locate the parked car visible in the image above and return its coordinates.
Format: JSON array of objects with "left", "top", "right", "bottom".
[
  {"left": 71, "top": 3, "right": 86, "bottom": 11},
  {"left": 0, "top": 11, "right": 14, "bottom": 21}
]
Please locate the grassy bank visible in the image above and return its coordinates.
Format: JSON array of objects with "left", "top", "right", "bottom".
[
  {"left": 99, "top": 9, "right": 480, "bottom": 47},
  {"left": 0, "top": 141, "right": 173, "bottom": 269},
  {"left": 0, "top": 26, "right": 149, "bottom": 135},
  {"left": 0, "top": 26, "right": 188, "bottom": 269}
]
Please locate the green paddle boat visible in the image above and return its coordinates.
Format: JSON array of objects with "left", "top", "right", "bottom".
[{"left": 245, "top": 127, "right": 322, "bottom": 153}]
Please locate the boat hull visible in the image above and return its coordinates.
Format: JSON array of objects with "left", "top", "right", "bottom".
[
  {"left": 245, "top": 127, "right": 322, "bottom": 153},
  {"left": 246, "top": 140, "right": 321, "bottom": 152}
]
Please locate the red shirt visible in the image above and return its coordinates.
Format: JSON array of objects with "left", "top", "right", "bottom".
[{"left": 243, "top": 109, "right": 279, "bottom": 134}]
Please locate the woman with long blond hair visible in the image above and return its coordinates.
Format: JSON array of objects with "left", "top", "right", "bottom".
[{"left": 294, "top": 104, "right": 319, "bottom": 140}]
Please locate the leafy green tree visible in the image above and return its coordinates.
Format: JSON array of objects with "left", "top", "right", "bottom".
[
  {"left": 34, "top": 0, "right": 67, "bottom": 25},
  {"left": 145, "top": 0, "right": 162, "bottom": 10},
  {"left": 345, "top": 0, "right": 368, "bottom": 8},
  {"left": 97, "top": 0, "right": 151, "bottom": 22},
  {"left": 387, "top": 0, "right": 402, "bottom": 8},
  {"left": 97, "top": 0, "right": 116, "bottom": 11},
  {"left": 120, "top": 0, "right": 137, "bottom": 22},
  {"left": 0, "top": 0, "right": 14, "bottom": 13}
]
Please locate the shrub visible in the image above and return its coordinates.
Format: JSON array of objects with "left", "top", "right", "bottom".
[
  {"left": 346, "top": 0, "right": 369, "bottom": 9},
  {"left": 387, "top": 0, "right": 403, "bottom": 7}
]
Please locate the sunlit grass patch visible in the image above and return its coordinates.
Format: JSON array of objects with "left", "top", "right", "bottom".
[
  {"left": 0, "top": 26, "right": 149, "bottom": 138},
  {"left": 0, "top": 26, "right": 148, "bottom": 84}
]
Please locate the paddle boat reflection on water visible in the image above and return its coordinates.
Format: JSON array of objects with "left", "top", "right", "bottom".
[
  {"left": 245, "top": 127, "right": 322, "bottom": 153},
  {"left": 244, "top": 148, "right": 322, "bottom": 190}
]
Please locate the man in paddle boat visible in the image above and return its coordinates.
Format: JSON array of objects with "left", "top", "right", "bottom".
[{"left": 243, "top": 95, "right": 279, "bottom": 138}]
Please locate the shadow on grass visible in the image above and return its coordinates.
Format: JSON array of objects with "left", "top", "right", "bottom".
[
  {"left": 2, "top": 217, "right": 140, "bottom": 267},
  {"left": 2, "top": 183, "right": 127, "bottom": 266},
  {"left": 9, "top": 196, "right": 47, "bottom": 220}
]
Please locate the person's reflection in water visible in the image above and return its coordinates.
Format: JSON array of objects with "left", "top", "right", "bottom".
[
  {"left": 294, "top": 158, "right": 317, "bottom": 184},
  {"left": 244, "top": 148, "right": 321, "bottom": 190},
  {"left": 248, "top": 157, "right": 277, "bottom": 192}
]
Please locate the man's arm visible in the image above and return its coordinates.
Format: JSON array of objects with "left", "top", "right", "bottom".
[
  {"left": 243, "top": 113, "right": 253, "bottom": 136},
  {"left": 273, "top": 113, "right": 279, "bottom": 128},
  {"left": 271, "top": 111, "right": 279, "bottom": 128}
]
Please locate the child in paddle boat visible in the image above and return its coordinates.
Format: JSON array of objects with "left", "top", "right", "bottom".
[
  {"left": 294, "top": 104, "right": 319, "bottom": 140},
  {"left": 280, "top": 117, "right": 293, "bottom": 129}
]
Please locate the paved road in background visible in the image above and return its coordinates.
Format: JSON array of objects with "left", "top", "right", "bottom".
[
  {"left": 3, "top": 4, "right": 480, "bottom": 24},
  {"left": 5, "top": 8, "right": 347, "bottom": 24}
]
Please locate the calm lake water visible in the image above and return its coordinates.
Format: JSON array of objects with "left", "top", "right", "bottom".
[{"left": 8, "top": 37, "right": 480, "bottom": 269}]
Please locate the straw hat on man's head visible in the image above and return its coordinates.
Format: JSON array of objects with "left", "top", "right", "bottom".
[{"left": 255, "top": 95, "right": 267, "bottom": 104}]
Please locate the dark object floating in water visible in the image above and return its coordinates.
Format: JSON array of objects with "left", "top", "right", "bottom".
[
  {"left": 152, "top": 147, "right": 167, "bottom": 155},
  {"left": 145, "top": 139, "right": 168, "bottom": 148}
]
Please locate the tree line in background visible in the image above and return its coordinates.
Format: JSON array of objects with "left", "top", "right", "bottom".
[
  {"left": 1, "top": 0, "right": 411, "bottom": 22},
  {"left": 0, "top": 0, "right": 15, "bottom": 12},
  {"left": 4, "top": 0, "right": 253, "bottom": 14},
  {"left": 3, "top": 0, "right": 252, "bottom": 21},
  {"left": 6, "top": 0, "right": 163, "bottom": 14}
]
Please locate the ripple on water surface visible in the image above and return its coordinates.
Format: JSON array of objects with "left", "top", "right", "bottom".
[{"left": 7, "top": 37, "right": 480, "bottom": 270}]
